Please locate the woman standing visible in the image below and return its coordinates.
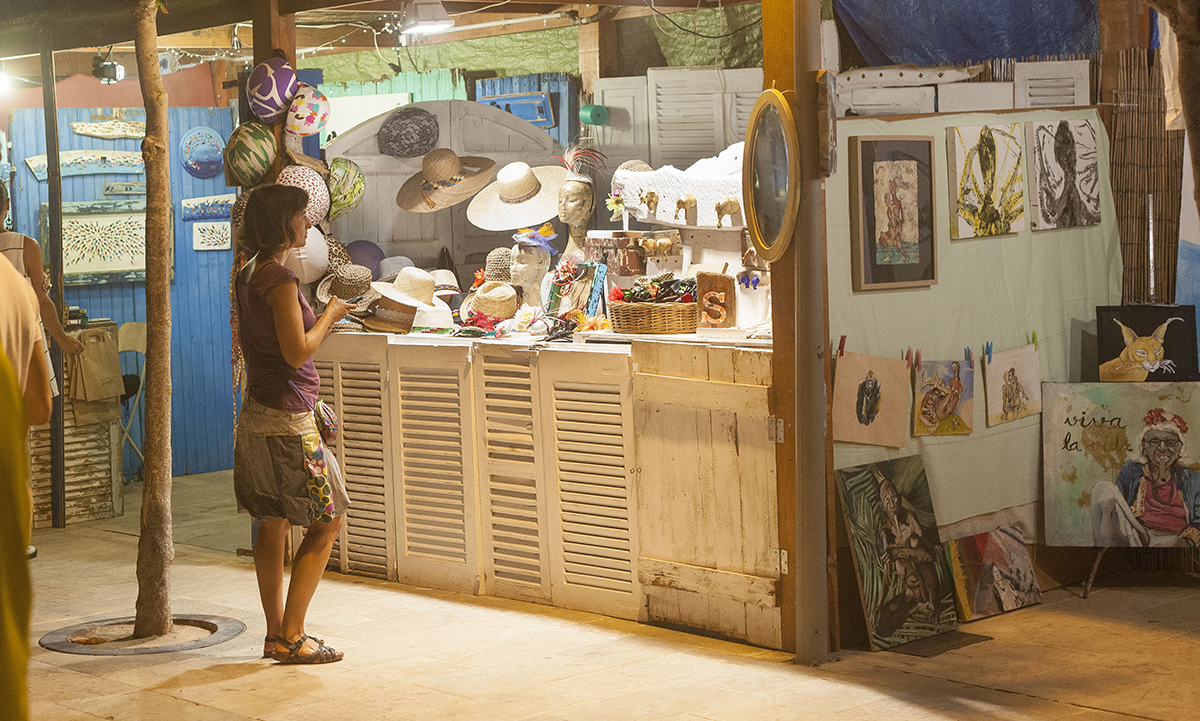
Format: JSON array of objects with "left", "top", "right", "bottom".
[{"left": 233, "top": 184, "right": 352, "bottom": 664}]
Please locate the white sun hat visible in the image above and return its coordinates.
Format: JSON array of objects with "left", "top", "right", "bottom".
[{"left": 466, "top": 161, "right": 568, "bottom": 232}]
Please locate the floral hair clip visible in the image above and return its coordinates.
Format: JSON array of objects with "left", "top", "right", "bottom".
[{"left": 1144, "top": 407, "right": 1188, "bottom": 434}]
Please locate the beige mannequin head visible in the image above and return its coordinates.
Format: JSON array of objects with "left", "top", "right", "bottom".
[{"left": 558, "top": 178, "right": 595, "bottom": 230}]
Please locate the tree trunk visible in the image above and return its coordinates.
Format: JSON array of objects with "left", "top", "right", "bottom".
[
  {"left": 130, "top": 0, "right": 175, "bottom": 639},
  {"left": 1150, "top": 1, "right": 1200, "bottom": 223}
]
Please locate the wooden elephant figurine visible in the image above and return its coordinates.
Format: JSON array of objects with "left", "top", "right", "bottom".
[
  {"left": 639, "top": 189, "right": 659, "bottom": 216},
  {"left": 674, "top": 194, "right": 696, "bottom": 221},
  {"left": 715, "top": 197, "right": 741, "bottom": 229}
]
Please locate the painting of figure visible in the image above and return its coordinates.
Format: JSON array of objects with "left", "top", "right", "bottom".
[
  {"left": 1029, "top": 119, "right": 1100, "bottom": 230},
  {"left": 1044, "top": 383, "right": 1200, "bottom": 547},
  {"left": 872, "top": 160, "right": 918, "bottom": 265},
  {"left": 832, "top": 351, "right": 910, "bottom": 448},
  {"left": 984, "top": 343, "right": 1041, "bottom": 427},
  {"left": 1096, "top": 305, "right": 1199, "bottom": 382},
  {"left": 913, "top": 360, "right": 973, "bottom": 436},
  {"left": 836, "top": 455, "right": 958, "bottom": 650},
  {"left": 946, "top": 525, "right": 1042, "bottom": 622},
  {"left": 948, "top": 124, "right": 1025, "bottom": 239}
]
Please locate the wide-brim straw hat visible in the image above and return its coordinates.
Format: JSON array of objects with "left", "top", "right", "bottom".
[
  {"left": 467, "top": 162, "right": 568, "bottom": 231},
  {"left": 361, "top": 295, "right": 417, "bottom": 333},
  {"left": 462, "top": 280, "right": 518, "bottom": 321},
  {"left": 370, "top": 266, "right": 435, "bottom": 309},
  {"left": 396, "top": 148, "right": 496, "bottom": 213},
  {"left": 316, "top": 263, "right": 380, "bottom": 311}
]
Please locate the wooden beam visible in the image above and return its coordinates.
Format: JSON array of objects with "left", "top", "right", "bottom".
[
  {"left": 578, "top": 12, "right": 617, "bottom": 95},
  {"left": 639, "top": 557, "right": 779, "bottom": 608},
  {"left": 633, "top": 372, "right": 769, "bottom": 414},
  {"left": 252, "top": 0, "right": 296, "bottom": 185}
]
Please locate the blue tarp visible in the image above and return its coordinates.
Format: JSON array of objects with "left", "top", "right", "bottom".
[{"left": 833, "top": 0, "right": 1100, "bottom": 67}]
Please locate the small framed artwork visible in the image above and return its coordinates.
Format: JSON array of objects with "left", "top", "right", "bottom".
[
  {"left": 42, "top": 199, "right": 174, "bottom": 285},
  {"left": 849, "top": 136, "right": 936, "bottom": 291}
]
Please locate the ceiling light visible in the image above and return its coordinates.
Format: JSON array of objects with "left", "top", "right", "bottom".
[{"left": 399, "top": 0, "right": 455, "bottom": 35}]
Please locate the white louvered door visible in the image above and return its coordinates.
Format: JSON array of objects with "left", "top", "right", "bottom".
[
  {"left": 313, "top": 334, "right": 396, "bottom": 580},
  {"left": 472, "top": 345, "right": 551, "bottom": 603},
  {"left": 390, "top": 340, "right": 481, "bottom": 594},
  {"left": 648, "top": 67, "right": 763, "bottom": 169},
  {"left": 538, "top": 347, "right": 640, "bottom": 620}
]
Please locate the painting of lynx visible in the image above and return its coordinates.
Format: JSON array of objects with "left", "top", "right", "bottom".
[{"left": 1098, "top": 318, "right": 1181, "bottom": 382}]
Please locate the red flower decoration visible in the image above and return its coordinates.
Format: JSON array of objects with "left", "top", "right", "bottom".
[
  {"left": 1144, "top": 408, "right": 1188, "bottom": 434},
  {"left": 608, "top": 286, "right": 625, "bottom": 302},
  {"left": 473, "top": 269, "right": 485, "bottom": 288},
  {"left": 682, "top": 293, "right": 693, "bottom": 303}
]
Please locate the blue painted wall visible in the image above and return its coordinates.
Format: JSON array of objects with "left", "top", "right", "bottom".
[
  {"left": 9, "top": 106, "right": 238, "bottom": 478},
  {"left": 476, "top": 73, "right": 579, "bottom": 149}
]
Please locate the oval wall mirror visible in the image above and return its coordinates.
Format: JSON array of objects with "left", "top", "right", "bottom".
[{"left": 743, "top": 89, "right": 801, "bottom": 263}]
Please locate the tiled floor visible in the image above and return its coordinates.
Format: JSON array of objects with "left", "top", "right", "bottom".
[{"left": 24, "top": 473, "right": 1200, "bottom": 720}]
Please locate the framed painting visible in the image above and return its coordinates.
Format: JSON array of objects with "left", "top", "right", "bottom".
[
  {"left": 1096, "top": 305, "right": 1199, "bottom": 382},
  {"left": 849, "top": 136, "right": 936, "bottom": 291},
  {"left": 42, "top": 199, "right": 174, "bottom": 285},
  {"left": 836, "top": 455, "right": 959, "bottom": 650},
  {"left": 1043, "top": 382, "right": 1200, "bottom": 547},
  {"left": 1028, "top": 119, "right": 1100, "bottom": 230},
  {"left": 947, "top": 124, "right": 1025, "bottom": 239}
]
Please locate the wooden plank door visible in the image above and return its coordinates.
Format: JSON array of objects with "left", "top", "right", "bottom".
[{"left": 538, "top": 347, "right": 641, "bottom": 620}]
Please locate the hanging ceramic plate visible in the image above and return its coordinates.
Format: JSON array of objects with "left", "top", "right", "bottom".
[{"left": 179, "top": 126, "right": 225, "bottom": 179}]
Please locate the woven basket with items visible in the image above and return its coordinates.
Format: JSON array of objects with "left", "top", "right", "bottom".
[{"left": 607, "top": 273, "right": 698, "bottom": 334}]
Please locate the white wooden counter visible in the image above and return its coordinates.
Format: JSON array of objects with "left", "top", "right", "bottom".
[{"left": 314, "top": 332, "right": 780, "bottom": 647}]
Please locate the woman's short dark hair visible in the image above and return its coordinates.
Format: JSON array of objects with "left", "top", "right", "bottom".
[
  {"left": 242, "top": 184, "right": 308, "bottom": 258},
  {"left": 0, "top": 181, "right": 9, "bottom": 205}
]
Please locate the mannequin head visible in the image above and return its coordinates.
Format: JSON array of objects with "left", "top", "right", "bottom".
[
  {"left": 511, "top": 244, "right": 551, "bottom": 307},
  {"left": 558, "top": 178, "right": 595, "bottom": 230}
]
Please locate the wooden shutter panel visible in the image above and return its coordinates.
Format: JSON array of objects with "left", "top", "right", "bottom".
[
  {"left": 648, "top": 67, "right": 725, "bottom": 168},
  {"left": 1014, "top": 60, "right": 1090, "bottom": 108}
]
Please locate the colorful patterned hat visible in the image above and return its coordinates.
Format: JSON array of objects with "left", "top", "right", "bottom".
[
  {"left": 247, "top": 57, "right": 298, "bottom": 124},
  {"left": 224, "top": 122, "right": 276, "bottom": 187},
  {"left": 326, "top": 236, "right": 351, "bottom": 270},
  {"left": 377, "top": 106, "right": 439, "bottom": 158},
  {"left": 285, "top": 83, "right": 331, "bottom": 137},
  {"left": 277, "top": 165, "right": 330, "bottom": 225},
  {"left": 327, "top": 157, "right": 365, "bottom": 221}
]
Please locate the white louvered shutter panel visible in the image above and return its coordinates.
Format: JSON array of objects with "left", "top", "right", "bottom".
[
  {"left": 539, "top": 347, "right": 640, "bottom": 620},
  {"left": 1014, "top": 60, "right": 1090, "bottom": 108},
  {"left": 722, "top": 67, "right": 764, "bottom": 145},
  {"left": 313, "top": 359, "right": 342, "bottom": 567},
  {"left": 648, "top": 67, "right": 725, "bottom": 168},
  {"left": 391, "top": 341, "right": 481, "bottom": 593},
  {"left": 473, "top": 345, "right": 551, "bottom": 603}
]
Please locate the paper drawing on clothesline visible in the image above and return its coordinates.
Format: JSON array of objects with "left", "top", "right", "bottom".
[
  {"left": 946, "top": 525, "right": 1042, "bottom": 622},
  {"left": 1096, "top": 305, "right": 1199, "bottom": 382},
  {"left": 984, "top": 343, "right": 1041, "bottom": 427},
  {"left": 947, "top": 124, "right": 1025, "bottom": 239},
  {"left": 832, "top": 351, "right": 910, "bottom": 448},
  {"left": 836, "top": 455, "right": 959, "bottom": 651},
  {"left": 1028, "top": 119, "right": 1100, "bottom": 230},
  {"left": 1042, "top": 382, "right": 1200, "bottom": 548},
  {"left": 913, "top": 360, "right": 973, "bottom": 436}
]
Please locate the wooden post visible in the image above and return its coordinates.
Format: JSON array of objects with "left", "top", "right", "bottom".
[
  {"left": 252, "top": 0, "right": 297, "bottom": 184},
  {"left": 791, "top": 0, "right": 830, "bottom": 665},
  {"left": 578, "top": 16, "right": 618, "bottom": 96},
  {"left": 40, "top": 31, "right": 66, "bottom": 530}
]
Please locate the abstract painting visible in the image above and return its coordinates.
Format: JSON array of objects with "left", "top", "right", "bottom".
[
  {"left": 849, "top": 136, "right": 936, "bottom": 291},
  {"left": 1043, "top": 382, "right": 1200, "bottom": 547},
  {"left": 1096, "top": 305, "right": 1199, "bottom": 382},
  {"left": 43, "top": 199, "right": 172, "bottom": 285},
  {"left": 836, "top": 455, "right": 959, "bottom": 650},
  {"left": 1028, "top": 119, "right": 1100, "bottom": 230},
  {"left": 984, "top": 343, "right": 1041, "bottom": 427},
  {"left": 179, "top": 126, "right": 225, "bottom": 179},
  {"left": 193, "top": 221, "right": 231, "bottom": 251},
  {"left": 832, "top": 351, "right": 911, "bottom": 448},
  {"left": 913, "top": 359, "right": 973, "bottom": 436},
  {"left": 182, "top": 193, "right": 237, "bottom": 221},
  {"left": 947, "top": 124, "right": 1025, "bottom": 239},
  {"left": 946, "top": 525, "right": 1042, "bottom": 622},
  {"left": 25, "top": 150, "right": 144, "bottom": 181}
]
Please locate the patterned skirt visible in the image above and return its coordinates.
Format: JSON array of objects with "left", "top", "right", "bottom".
[{"left": 233, "top": 394, "right": 350, "bottom": 526}]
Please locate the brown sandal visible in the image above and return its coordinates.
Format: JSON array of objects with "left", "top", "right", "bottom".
[{"left": 272, "top": 634, "right": 343, "bottom": 665}]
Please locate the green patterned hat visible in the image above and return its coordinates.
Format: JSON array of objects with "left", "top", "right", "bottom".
[
  {"left": 224, "top": 121, "right": 277, "bottom": 187},
  {"left": 327, "top": 157, "right": 366, "bottom": 221}
]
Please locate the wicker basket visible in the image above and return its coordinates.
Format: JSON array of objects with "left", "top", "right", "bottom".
[{"left": 609, "top": 301, "right": 698, "bottom": 334}]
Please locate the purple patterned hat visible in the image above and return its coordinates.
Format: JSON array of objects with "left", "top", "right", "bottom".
[{"left": 247, "top": 58, "right": 298, "bottom": 124}]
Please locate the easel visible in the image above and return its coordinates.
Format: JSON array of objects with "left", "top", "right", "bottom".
[{"left": 1083, "top": 547, "right": 1108, "bottom": 599}]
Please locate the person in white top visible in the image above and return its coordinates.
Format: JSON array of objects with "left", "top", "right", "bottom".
[{"left": 0, "top": 182, "right": 84, "bottom": 367}]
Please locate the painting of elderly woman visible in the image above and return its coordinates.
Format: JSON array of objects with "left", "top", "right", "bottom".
[{"left": 1043, "top": 383, "right": 1200, "bottom": 547}]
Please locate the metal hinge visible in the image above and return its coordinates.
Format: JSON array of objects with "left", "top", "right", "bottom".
[
  {"left": 767, "top": 416, "right": 785, "bottom": 443},
  {"left": 778, "top": 549, "right": 789, "bottom": 575}
]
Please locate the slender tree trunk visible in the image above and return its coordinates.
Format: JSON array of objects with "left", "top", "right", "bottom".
[{"left": 130, "top": 0, "right": 174, "bottom": 638}]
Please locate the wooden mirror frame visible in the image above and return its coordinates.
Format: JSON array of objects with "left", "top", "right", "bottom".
[{"left": 742, "top": 89, "right": 801, "bottom": 263}]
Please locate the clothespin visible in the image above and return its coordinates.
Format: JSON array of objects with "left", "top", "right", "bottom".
[
  {"left": 985, "top": 341, "right": 993, "bottom": 364},
  {"left": 905, "top": 347, "right": 913, "bottom": 369},
  {"left": 915, "top": 349, "right": 922, "bottom": 373},
  {"left": 966, "top": 347, "right": 974, "bottom": 369},
  {"left": 1032, "top": 330, "right": 1038, "bottom": 351},
  {"left": 837, "top": 335, "right": 846, "bottom": 358}
]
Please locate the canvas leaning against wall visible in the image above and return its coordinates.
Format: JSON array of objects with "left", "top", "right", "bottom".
[
  {"left": 1028, "top": 119, "right": 1100, "bottom": 230},
  {"left": 832, "top": 351, "right": 911, "bottom": 448},
  {"left": 1043, "top": 382, "right": 1200, "bottom": 547},
  {"left": 836, "top": 455, "right": 959, "bottom": 650},
  {"left": 945, "top": 525, "right": 1042, "bottom": 622},
  {"left": 947, "top": 124, "right": 1025, "bottom": 239},
  {"left": 848, "top": 136, "right": 937, "bottom": 291},
  {"left": 913, "top": 359, "right": 974, "bottom": 436},
  {"left": 984, "top": 343, "right": 1041, "bottom": 427},
  {"left": 1096, "top": 305, "right": 1199, "bottom": 382}
]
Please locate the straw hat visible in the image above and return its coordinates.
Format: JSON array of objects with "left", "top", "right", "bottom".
[
  {"left": 316, "top": 264, "right": 380, "bottom": 310},
  {"left": 329, "top": 317, "right": 367, "bottom": 334},
  {"left": 396, "top": 148, "right": 496, "bottom": 213},
  {"left": 431, "top": 269, "right": 460, "bottom": 297},
  {"left": 466, "top": 162, "right": 568, "bottom": 231},
  {"left": 361, "top": 295, "right": 417, "bottom": 334},
  {"left": 462, "top": 280, "right": 518, "bottom": 321},
  {"left": 413, "top": 298, "right": 456, "bottom": 330},
  {"left": 485, "top": 246, "right": 513, "bottom": 283},
  {"left": 370, "top": 266, "right": 435, "bottom": 309}
]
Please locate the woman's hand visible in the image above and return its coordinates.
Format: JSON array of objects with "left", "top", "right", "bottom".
[
  {"left": 59, "top": 334, "right": 84, "bottom": 355},
  {"left": 324, "top": 296, "right": 354, "bottom": 324}
]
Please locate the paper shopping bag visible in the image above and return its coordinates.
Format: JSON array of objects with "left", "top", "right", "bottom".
[{"left": 78, "top": 329, "right": 124, "bottom": 401}]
